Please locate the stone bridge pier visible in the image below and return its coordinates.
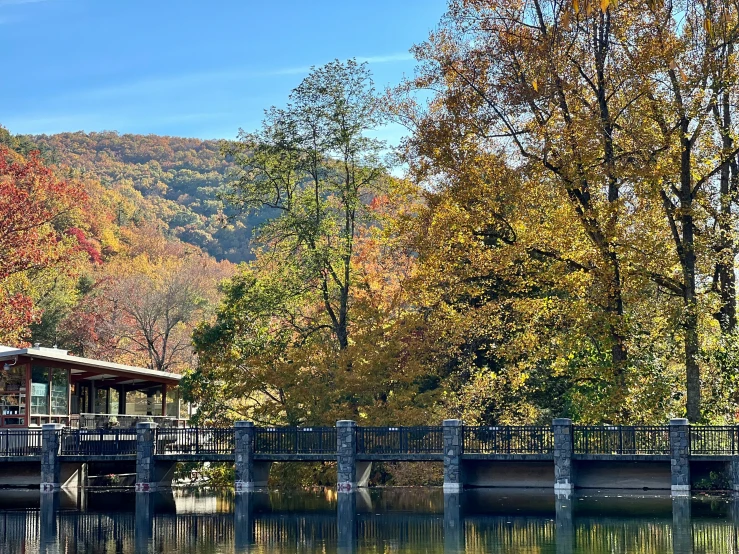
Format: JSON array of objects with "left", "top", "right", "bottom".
[
  {"left": 135, "top": 422, "right": 176, "bottom": 492},
  {"left": 235, "top": 421, "right": 271, "bottom": 491}
]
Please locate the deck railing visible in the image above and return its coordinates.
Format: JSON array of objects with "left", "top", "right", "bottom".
[
  {"left": 463, "top": 426, "right": 553, "bottom": 454},
  {"left": 573, "top": 426, "right": 670, "bottom": 455},
  {"left": 70, "top": 414, "right": 187, "bottom": 429},
  {"left": 356, "top": 427, "right": 444, "bottom": 455},
  {"left": 0, "top": 429, "right": 42, "bottom": 456},
  {"left": 156, "top": 427, "right": 234, "bottom": 455},
  {"left": 255, "top": 427, "right": 337, "bottom": 454},
  {"left": 690, "top": 426, "right": 739, "bottom": 455},
  {"left": 60, "top": 428, "right": 137, "bottom": 456}
]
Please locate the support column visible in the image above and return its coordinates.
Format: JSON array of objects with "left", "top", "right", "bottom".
[
  {"left": 669, "top": 418, "right": 690, "bottom": 495},
  {"left": 553, "top": 418, "right": 574, "bottom": 492},
  {"left": 161, "top": 384, "right": 167, "bottom": 417},
  {"left": 337, "top": 489, "right": 357, "bottom": 553},
  {"left": 555, "top": 491, "right": 574, "bottom": 554},
  {"left": 672, "top": 495, "right": 692, "bottom": 553},
  {"left": 234, "top": 491, "right": 256, "bottom": 548},
  {"left": 135, "top": 492, "right": 154, "bottom": 552},
  {"left": 41, "top": 423, "right": 64, "bottom": 492},
  {"left": 135, "top": 421, "right": 157, "bottom": 492},
  {"left": 443, "top": 491, "right": 464, "bottom": 553},
  {"left": 234, "top": 421, "right": 270, "bottom": 491},
  {"left": 39, "top": 489, "right": 59, "bottom": 553},
  {"left": 443, "top": 419, "right": 464, "bottom": 492},
  {"left": 730, "top": 455, "right": 739, "bottom": 492},
  {"left": 337, "top": 420, "right": 357, "bottom": 493}
]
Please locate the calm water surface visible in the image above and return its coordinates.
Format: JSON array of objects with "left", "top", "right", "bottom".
[{"left": 0, "top": 488, "right": 736, "bottom": 553}]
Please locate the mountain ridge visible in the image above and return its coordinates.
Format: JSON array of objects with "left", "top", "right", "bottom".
[{"left": 27, "top": 130, "right": 264, "bottom": 263}]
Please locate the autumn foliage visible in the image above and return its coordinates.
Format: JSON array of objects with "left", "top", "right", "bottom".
[{"left": 0, "top": 147, "right": 87, "bottom": 343}]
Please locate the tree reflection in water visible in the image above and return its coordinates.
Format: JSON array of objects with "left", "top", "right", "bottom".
[{"left": 0, "top": 488, "right": 735, "bottom": 553}]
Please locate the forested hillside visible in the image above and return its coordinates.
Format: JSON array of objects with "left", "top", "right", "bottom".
[
  {"left": 28, "top": 132, "right": 266, "bottom": 263},
  {"left": 0, "top": 127, "right": 234, "bottom": 372}
]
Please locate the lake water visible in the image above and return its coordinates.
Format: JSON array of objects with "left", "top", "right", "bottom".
[{"left": 0, "top": 488, "right": 736, "bottom": 553}]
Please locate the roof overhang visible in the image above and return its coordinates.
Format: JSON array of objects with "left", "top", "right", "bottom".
[{"left": 0, "top": 345, "right": 181, "bottom": 386}]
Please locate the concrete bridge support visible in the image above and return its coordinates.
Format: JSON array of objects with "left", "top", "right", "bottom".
[
  {"left": 135, "top": 421, "right": 157, "bottom": 492},
  {"left": 555, "top": 492, "right": 574, "bottom": 554},
  {"left": 443, "top": 419, "right": 463, "bottom": 492},
  {"left": 235, "top": 421, "right": 271, "bottom": 491},
  {"left": 553, "top": 418, "right": 574, "bottom": 493},
  {"left": 671, "top": 495, "right": 692, "bottom": 553},
  {"left": 443, "top": 492, "right": 464, "bottom": 553},
  {"left": 670, "top": 418, "right": 690, "bottom": 495},
  {"left": 40, "top": 423, "right": 63, "bottom": 492},
  {"left": 234, "top": 491, "right": 257, "bottom": 548},
  {"left": 731, "top": 456, "right": 739, "bottom": 492},
  {"left": 135, "top": 492, "right": 154, "bottom": 551},
  {"left": 39, "top": 490, "right": 59, "bottom": 553},
  {"left": 337, "top": 489, "right": 357, "bottom": 553},
  {"left": 337, "top": 420, "right": 358, "bottom": 493}
]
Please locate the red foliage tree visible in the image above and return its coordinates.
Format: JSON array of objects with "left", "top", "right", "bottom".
[{"left": 0, "top": 147, "right": 87, "bottom": 343}]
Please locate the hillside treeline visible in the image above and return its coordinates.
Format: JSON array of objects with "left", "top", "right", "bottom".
[
  {"left": 29, "top": 131, "right": 269, "bottom": 263},
  {"left": 0, "top": 127, "right": 233, "bottom": 373}
]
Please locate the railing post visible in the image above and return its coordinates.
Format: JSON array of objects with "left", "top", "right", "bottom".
[
  {"left": 553, "top": 418, "right": 574, "bottom": 493},
  {"left": 669, "top": 418, "right": 690, "bottom": 495},
  {"left": 443, "top": 419, "right": 464, "bottom": 493},
  {"left": 135, "top": 421, "right": 158, "bottom": 492},
  {"left": 234, "top": 421, "right": 260, "bottom": 491},
  {"left": 40, "top": 423, "right": 64, "bottom": 492},
  {"left": 336, "top": 420, "right": 357, "bottom": 493}
]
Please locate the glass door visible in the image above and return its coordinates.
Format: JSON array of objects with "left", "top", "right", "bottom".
[{"left": 0, "top": 365, "right": 27, "bottom": 427}]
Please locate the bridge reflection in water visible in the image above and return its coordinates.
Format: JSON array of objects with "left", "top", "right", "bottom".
[{"left": 0, "top": 490, "right": 738, "bottom": 553}]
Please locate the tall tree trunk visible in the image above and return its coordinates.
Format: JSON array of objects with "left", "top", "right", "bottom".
[
  {"left": 715, "top": 76, "right": 737, "bottom": 333},
  {"left": 680, "top": 131, "right": 701, "bottom": 422}
]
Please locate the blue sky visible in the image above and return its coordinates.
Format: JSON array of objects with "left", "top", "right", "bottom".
[{"left": 0, "top": 0, "right": 446, "bottom": 141}]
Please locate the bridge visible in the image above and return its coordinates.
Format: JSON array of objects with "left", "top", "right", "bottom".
[{"left": 1, "top": 418, "right": 737, "bottom": 493}]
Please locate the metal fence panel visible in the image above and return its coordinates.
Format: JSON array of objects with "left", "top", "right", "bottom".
[
  {"left": 463, "top": 426, "right": 553, "bottom": 454},
  {"left": 573, "top": 426, "right": 670, "bottom": 455},
  {"left": 356, "top": 427, "right": 444, "bottom": 454},
  {"left": 156, "top": 428, "right": 234, "bottom": 455},
  {"left": 0, "top": 429, "right": 42, "bottom": 456},
  {"left": 60, "top": 429, "right": 137, "bottom": 456},
  {"left": 690, "top": 426, "right": 739, "bottom": 455},
  {"left": 254, "top": 427, "right": 337, "bottom": 454}
]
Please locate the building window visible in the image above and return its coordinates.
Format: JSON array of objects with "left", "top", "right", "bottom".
[
  {"left": 31, "top": 366, "right": 49, "bottom": 415},
  {"left": 51, "top": 369, "right": 69, "bottom": 415},
  {"left": 31, "top": 366, "right": 70, "bottom": 418},
  {"left": 0, "top": 365, "right": 26, "bottom": 425},
  {"left": 109, "top": 388, "right": 119, "bottom": 415},
  {"left": 95, "top": 388, "right": 108, "bottom": 414}
]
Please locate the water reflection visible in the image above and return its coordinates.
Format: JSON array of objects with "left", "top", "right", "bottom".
[{"left": 0, "top": 488, "right": 736, "bottom": 553}]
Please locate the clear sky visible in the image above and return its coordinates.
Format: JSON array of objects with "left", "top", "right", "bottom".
[{"left": 0, "top": 0, "right": 447, "bottom": 141}]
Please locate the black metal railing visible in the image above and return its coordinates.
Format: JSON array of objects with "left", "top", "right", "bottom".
[
  {"left": 0, "top": 429, "right": 42, "bottom": 456},
  {"left": 156, "top": 427, "right": 234, "bottom": 455},
  {"left": 573, "top": 426, "right": 670, "bottom": 455},
  {"left": 60, "top": 428, "right": 137, "bottom": 456},
  {"left": 690, "top": 426, "right": 739, "bottom": 455},
  {"left": 254, "top": 427, "right": 337, "bottom": 454},
  {"left": 463, "top": 426, "right": 553, "bottom": 454},
  {"left": 356, "top": 426, "right": 444, "bottom": 454},
  {"left": 13, "top": 423, "right": 739, "bottom": 461}
]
